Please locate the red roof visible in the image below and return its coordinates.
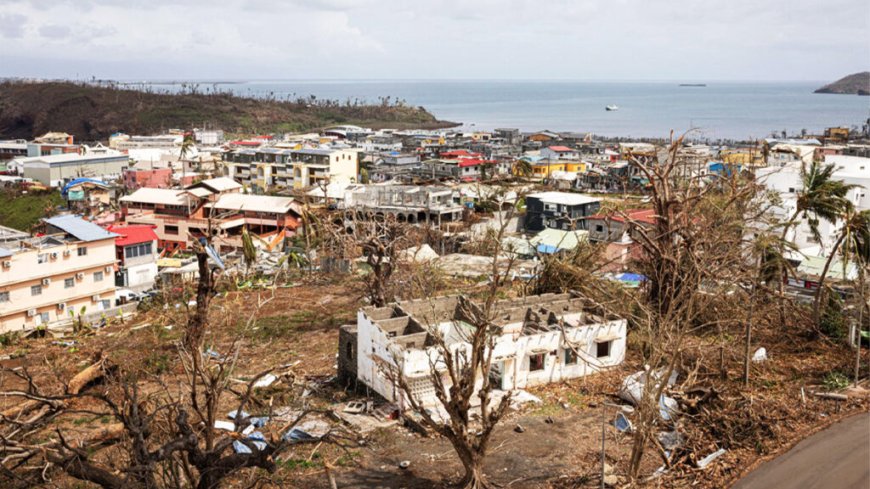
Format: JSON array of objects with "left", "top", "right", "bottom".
[
  {"left": 589, "top": 209, "right": 657, "bottom": 225},
  {"left": 548, "top": 146, "right": 574, "bottom": 152},
  {"left": 230, "top": 140, "right": 261, "bottom": 147},
  {"left": 106, "top": 225, "right": 158, "bottom": 247},
  {"left": 440, "top": 150, "right": 481, "bottom": 158}
]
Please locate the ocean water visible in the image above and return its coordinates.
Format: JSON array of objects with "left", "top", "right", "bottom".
[{"left": 141, "top": 80, "right": 869, "bottom": 141}]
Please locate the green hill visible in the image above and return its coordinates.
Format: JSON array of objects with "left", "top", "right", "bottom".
[{"left": 0, "top": 80, "right": 456, "bottom": 140}]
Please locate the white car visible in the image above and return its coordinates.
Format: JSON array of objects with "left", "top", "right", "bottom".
[{"left": 114, "top": 288, "right": 138, "bottom": 305}]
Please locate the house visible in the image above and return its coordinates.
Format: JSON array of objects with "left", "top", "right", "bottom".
[
  {"left": 18, "top": 152, "right": 130, "bottom": 187},
  {"left": 0, "top": 140, "right": 28, "bottom": 162},
  {"left": 124, "top": 168, "right": 173, "bottom": 190},
  {"left": 339, "top": 292, "right": 627, "bottom": 409},
  {"left": 541, "top": 146, "right": 580, "bottom": 161},
  {"left": 120, "top": 186, "right": 301, "bottom": 252},
  {"left": 587, "top": 209, "right": 656, "bottom": 272},
  {"left": 62, "top": 178, "right": 112, "bottom": 211},
  {"left": 105, "top": 225, "right": 159, "bottom": 294},
  {"left": 0, "top": 216, "right": 118, "bottom": 333},
  {"left": 524, "top": 192, "right": 601, "bottom": 231}
]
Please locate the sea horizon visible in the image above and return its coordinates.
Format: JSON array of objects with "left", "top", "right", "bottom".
[{"left": 17, "top": 77, "right": 866, "bottom": 141}]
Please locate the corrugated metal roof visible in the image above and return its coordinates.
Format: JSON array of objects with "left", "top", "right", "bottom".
[{"left": 43, "top": 215, "right": 117, "bottom": 242}]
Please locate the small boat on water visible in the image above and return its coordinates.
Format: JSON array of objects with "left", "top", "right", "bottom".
[{"left": 606, "top": 105, "right": 619, "bottom": 111}]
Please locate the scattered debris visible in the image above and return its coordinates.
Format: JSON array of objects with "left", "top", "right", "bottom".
[
  {"left": 233, "top": 431, "right": 267, "bottom": 454},
  {"left": 813, "top": 392, "right": 848, "bottom": 401},
  {"left": 205, "top": 348, "right": 225, "bottom": 361},
  {"left": 398, "top": 460, "right": 411, "bottom": 469},
  {"left": 510, "top": 389, "right": 542, "bottom": 408},
  {"left": 657, "top": 430, "right": 684, "bottom": 451},
  {"left": 283, "top": 419, "right": 330, "bottom": 443},
  {"left": 344, "top": 400, "right": 368, "bottom": 414},
  {"left": 252, "top": 373, "right": 278, "bottom": 388},
  {"left": 696, "top": 448, "right": 727, "bottom": 469},
  {"left": 614, "top": 412, "right": 633, "bottom": 433},
  {"left": 752, "top": 347, "right": 768, "bottom": 363},
  {"left": 544, "top": 416, "right": 554, "bottom": 424},
  {"left": 514, "top": 424, "right": 526, "bottom": 433}
]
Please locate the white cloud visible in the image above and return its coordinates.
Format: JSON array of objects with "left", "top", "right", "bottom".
[{"left": 0, "top": 0, "right": 866, "bottom": 80}]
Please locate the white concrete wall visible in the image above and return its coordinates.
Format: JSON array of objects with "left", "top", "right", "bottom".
[{"left": 356, "top": 306, "right": 628, "bottom": 409}]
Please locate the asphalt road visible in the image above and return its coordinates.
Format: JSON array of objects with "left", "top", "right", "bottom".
[{"left": 732, "top": 412, "right": 870, "bottom": 489}]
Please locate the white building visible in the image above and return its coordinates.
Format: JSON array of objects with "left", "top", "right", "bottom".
[
  {"left": 341, "top": 292, "right": 627, "bottom": 409},
  {"left": 756, "top": 154, "right": 870, "bottom": 256},
  {"left": 18, "top": 152, "right": 129, "bottom": 187}
]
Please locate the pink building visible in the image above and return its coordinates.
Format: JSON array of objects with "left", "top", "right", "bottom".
[{"left": 124, "top": 168, "right": 172, "bottom": 190}]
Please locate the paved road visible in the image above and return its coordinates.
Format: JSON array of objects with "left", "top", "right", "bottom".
[{"left": 733, "top": 412, "right": 870, "bottom": 489}]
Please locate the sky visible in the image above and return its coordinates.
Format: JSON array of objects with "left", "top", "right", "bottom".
[{"left": 0, "top": 0, "right": 867, "bottom": 81}]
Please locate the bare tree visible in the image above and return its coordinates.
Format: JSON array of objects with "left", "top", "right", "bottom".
[
  {"left": 386, "top": 193, "right": 521, "bottom": 489},
  {"left": 0, "top": 243, "right": 352, "bottom": 489}
]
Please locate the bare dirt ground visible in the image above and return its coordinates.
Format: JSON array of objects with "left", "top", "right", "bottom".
[{"left": 2, "top": 276, "right": 868, "bottom": 489}]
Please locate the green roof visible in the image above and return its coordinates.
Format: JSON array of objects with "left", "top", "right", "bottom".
[{"left": 797, "top": 255, "right": 857, "bottom": 281}]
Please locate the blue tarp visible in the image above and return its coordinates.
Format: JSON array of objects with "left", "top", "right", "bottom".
[
  {"left": 61, "top": 178, "right": 109, "bottom": 197},
  {"left": 536, "top": 244, "right": 560, "bottom": 254},
  {"left": 617, "top": 273, "right": 646, "bottom": 282}
]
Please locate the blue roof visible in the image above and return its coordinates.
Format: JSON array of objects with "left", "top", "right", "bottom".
[
  {"left": 0, "top": 248, "right": 12, "bottom": 258},
  {"left": 61, "top": 178, "right": 110, "bottom": 197},
  {"left": 43, "top": 215, "right": 117, "bottom": 242}
]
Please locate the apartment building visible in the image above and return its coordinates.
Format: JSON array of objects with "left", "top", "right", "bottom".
[
  {"left": 224, "top": 147, "right": 359, "bottom": 191},
  {"left": 0, "top": 216, "right": 117, "bottom": 333}
]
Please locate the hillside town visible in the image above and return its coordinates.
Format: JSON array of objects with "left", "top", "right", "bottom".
[{"left": 1, "top": 121, "right": 869, "bottom": 489}]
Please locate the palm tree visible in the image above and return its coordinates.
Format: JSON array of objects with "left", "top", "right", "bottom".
[
  {"left": 780, "top": 161, "right": 856, "bottom": 244},
  {"left": 813, "top": 209, "right": 870, "bottom": 326},
  {"left": 178, "top": 134, "right": 195, "bottom": 181},
  {"left": 511, "top": 158, "right": 533, "bottom": 179},
  {"left": 776, "top": 161, "right": 855, "bottom": 324}
]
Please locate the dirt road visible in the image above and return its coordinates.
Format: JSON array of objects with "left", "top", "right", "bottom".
[{"left": 733, "top": 412, "right": 870, "bottom": 489}]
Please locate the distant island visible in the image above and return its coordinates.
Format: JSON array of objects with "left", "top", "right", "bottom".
[
  {"left": 814, "top": 72, "right": 870, "bottom": 95},
  {"left": 679, "top": 83, "right": 706, "bottom": 87},
  {"left": 0, "top": 80, "right": 457, "bottom": 140}
]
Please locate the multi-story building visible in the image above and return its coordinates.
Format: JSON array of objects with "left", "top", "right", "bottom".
[
  {"left": 106, "top": 225, "right": 159, "bottom": 293},
  {"left": 525, "top": 192, "right": 601, "bottom": 231},
  {"left": 224, "top": 148, "right": 359, "bottom": 191},
  {"left": 0, "top": 216, "right": 117, "bottom": 333},
  {"left": 340, "top": 185, "right": 464, "bottom": 225},
  {"left": 120, "top": 183, "right": 301, "bottom": 252}
]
